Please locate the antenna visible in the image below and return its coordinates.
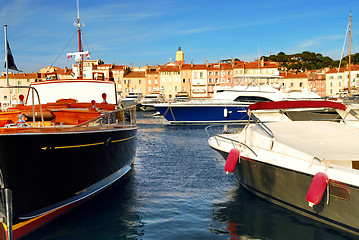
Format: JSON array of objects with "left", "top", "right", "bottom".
[{"left": 77, "top": 0, "right": 80, "bottom": 21}]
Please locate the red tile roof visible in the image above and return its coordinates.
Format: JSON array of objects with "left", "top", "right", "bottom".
[
  {"left": 124, "top": 71, "right": 146, "bottom": 78},
  {"left": 282, "top": 72, "right": 308, "bottom": 79}
]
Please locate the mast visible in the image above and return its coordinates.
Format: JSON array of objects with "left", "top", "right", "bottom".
[
  {"left": 348, "top": 12, "right": 352, "bottom": 93},
  {"left": 75, "top": 0, "right": 83, "bottom": 78}
]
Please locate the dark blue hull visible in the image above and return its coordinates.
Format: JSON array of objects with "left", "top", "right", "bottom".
[{"left": 154, "top": 104, "right": 249, "bottom": 124}]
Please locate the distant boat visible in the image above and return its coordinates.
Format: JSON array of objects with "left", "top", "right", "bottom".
[
  {"left": 174, "top": 91, "right": 190, "bottom": 102},
  {"left": 208, "top": 101, "right": 359, "bottom": 236},
  {"left": 0, "top": 2, "right": 138, "bottom": 239},
  {"left": 121, "top": 91, "right": 143, "bottom": 110},
  {"left": 153, "top": 78, "right": 322, "bottom": 124},
  {"left": 140, "top": 91, "right": 166, "bottom": 111}
]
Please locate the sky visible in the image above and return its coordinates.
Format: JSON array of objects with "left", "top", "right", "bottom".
[{"left": 0, "top": 0, "right": 358, "bottom": 73}]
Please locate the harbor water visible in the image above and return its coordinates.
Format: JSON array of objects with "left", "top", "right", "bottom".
[{"left": 25, "top": 111, "right": 356, "bottom": 240}]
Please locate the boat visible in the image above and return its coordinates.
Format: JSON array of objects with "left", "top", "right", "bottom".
[
  {"left": 139, "top": 91, "right": 165, "bottom": 111},
  {"left": 207, "top": 100, "right": 359, "bottom": 236},
  {"left": 0, "top": 3, "right": 138, "bottom": 240},
  {"left": 120, "top": 91, "right": 143, "bottom": 110},
  {"left": 153, "top": 80, "right": 322, "bottom": 124},
  {"left": 173, "top": 91, "right": 190, "bottom": 102}
]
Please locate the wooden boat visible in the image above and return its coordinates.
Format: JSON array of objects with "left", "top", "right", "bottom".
[
  {"left": 0, "top": 80, "right": 138, "bottom": 240},
  {"left": 1, "top": 2, "right": 138, "bottom": 239}
]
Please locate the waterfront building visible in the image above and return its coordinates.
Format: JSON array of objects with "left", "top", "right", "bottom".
[
  {"left": 308, "top": 72, "right": 326, "bottom": 97},
  {"left": 111, "top": 65, "right": 129, "bottom": 98},
  {"left": 145, "top": 66, "right": 161, "bottom": 96},
  {"left": 325, "top": 65, "right": 359, "bottom": 96},
  {"left": 0, "top": 72, "right": 41, "bottom": 106},
  {"left": 123, "top": 70, "right": 146, "bottom": 96},
  {"left": 190, "top": 63, "right": 208, "bottom": 98},
  {"left": 325, "top": 68, "right": 345, "bottom": 96},
  {"left": 281, "top": 72, "right": 310, "bottom": 92},
  {"left": 158, "top": 62, "right": 181, "bottom": 99},
  {"left": 179, "top": 64, "right": 192, "bottom": 96}
]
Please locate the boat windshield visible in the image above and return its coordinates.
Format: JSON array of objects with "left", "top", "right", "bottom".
[{"left": 233, "top": 96, "right": 273, "bottom": 103}]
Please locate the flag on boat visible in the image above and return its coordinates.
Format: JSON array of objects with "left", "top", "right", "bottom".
[{"left": 4, "top": 40, "right": 20, "bottom": 71}]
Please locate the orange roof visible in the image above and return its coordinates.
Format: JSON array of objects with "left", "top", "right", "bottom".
[
  {"left": 112, "top": 65, "right": 127, "bottom": 70},
  {"left": 124, "top": 71, "right": 146, "bottom": 78},
  {"left": 159, "top": 65, "right": 180, "bottom": 72},
  {"left": 282, "top": 72, "right": 308, "bottom": 79},
  {"left": 0, "top": 72, "right": 41, "bottom": 79},
  {"left": 326, "top": 64, "right": 359, "bottom": 73}
]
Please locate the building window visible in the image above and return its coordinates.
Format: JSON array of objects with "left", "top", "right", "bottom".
[
  {"left": 183, "top": 79, "right": 186, "bottom": 83},
  {"left": 139, "top": 80, "right": 142, "bottom": 84},
  {"left": 215, "top": 72, "right": 218, "bottom": 76},
  {"left": 228, "top": 71, "right": 231, "bottom": 75},
  {"left": 148, "top": 79, "right": 151, "bottom": 84},
  {"left": 290, "top": 83, "right": 294, "bottom": 87},
  {"left": 200, "top": 72, "right": 204, "bottom": 79},
  {"left": 299, "top": 82, "right": 303, "bottom": 87}
]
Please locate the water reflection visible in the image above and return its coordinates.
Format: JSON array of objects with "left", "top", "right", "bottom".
[{"left": 211, "top": 184, "right": 355, "bottom": 240}]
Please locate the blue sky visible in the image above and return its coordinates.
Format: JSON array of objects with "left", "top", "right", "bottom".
[{"left": 0, "top": 0, "right": 358, "bottom": 73}]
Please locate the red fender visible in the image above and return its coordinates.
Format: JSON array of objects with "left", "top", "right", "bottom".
[
  {"left": 225, "top": 148, "right": 240, "bottom": 173},
  {"left": 306, "top": 172, "right": 329, "bottom": 207}
]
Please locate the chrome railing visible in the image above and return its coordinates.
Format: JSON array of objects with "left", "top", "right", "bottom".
[
  {"left": 0, "top": 86, "right": 45, "bottom": 126},
  {"left": 76, "top": 105, "right": 137, "bottom": 127},
  {"left": 205, "top": 124, "right": 257, "bottom": 157}
]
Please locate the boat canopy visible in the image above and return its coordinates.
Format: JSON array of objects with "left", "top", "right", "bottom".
[
  {"left": 248, "top": 100, "right": 346, "bottom": 111},
  {"left": 27, "top": 80, "right": 117, "bottom": 105}
]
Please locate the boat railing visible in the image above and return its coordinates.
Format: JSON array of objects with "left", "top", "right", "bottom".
[
  {"left": 0, "top": 86, "right": 45, "bottom": 126},
  {"left": 205, "top": 124, "right": 258, "bottom": 157},
  {"left": 168, "top": 98, "right": 248, "bottom": 106},
  {"left": 76, "top": 105, "right": 137, "bottom": 127},
  {"left": 246, "top": 109, "right": 275, "bottom": 139}
]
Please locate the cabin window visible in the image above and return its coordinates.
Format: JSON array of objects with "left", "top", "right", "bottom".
[{"left": 234, "top": 96, "right": 273, "bottom": 103}]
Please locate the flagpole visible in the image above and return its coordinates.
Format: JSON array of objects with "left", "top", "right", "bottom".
[{"left": 4, "top": 25, "right": 9, "bottom": 87}]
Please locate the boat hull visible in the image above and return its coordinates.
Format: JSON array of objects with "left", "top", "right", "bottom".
[
  {"left": 0, "top": 126, "right": 137, "bottom": 238},
  {"left": 216, "top": 150, "right": 359, "bottom": 236},
  {"left": 154, "top": 104, "right": 249, "bottom": 124}
]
